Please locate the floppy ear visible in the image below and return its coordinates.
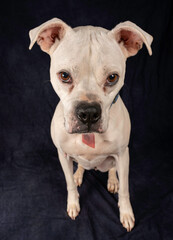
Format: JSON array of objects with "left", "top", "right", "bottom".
[
  {"left": 29, "top": 18, "right": 73, "bottom": 54},
  {"left": 108, "top": 21, "right": 153, "bottom": 58}
]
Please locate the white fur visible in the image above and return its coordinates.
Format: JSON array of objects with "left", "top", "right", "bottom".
[{"left": 29, "top": 18, "right": 153, "bottom": 231}]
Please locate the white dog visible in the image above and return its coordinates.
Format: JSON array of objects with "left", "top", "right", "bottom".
[{"left": 29, "top": 18, "right": 153, "bottom": 231}]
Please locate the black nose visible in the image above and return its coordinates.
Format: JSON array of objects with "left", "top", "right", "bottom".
[{"left": 76, "top": 103, "right": 101, "bottom": 125}]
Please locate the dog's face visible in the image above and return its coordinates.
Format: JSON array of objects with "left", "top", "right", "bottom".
[
  {"left": 29, "top": 18, "right": 153, "bottom": 134},
  {"left": 50, "top": 26, "right": 125, "bottom": 133}
]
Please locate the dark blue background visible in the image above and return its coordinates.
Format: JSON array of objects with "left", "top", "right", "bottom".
[{"left": 0, "top": 0, "right": 173, "bottom": 239}]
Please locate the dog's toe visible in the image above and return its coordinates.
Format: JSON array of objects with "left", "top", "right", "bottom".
[
  {"left": 74, "top": 175, "right": 83, "bottom": 186},
  {"left": 67, "top": 202, "right": 80, "bottom": 220},
  {"left": 120, "top": 213, "right": 135, "bottom": 232},
  {"left": 74, "top": 169, "right": 84, "bottom": 187},
  {"left": 107, "top": 178, "right": 119, "bottom": 194},
  {"left": 119, "top": 197, "right": 135, "bottom": 231}
]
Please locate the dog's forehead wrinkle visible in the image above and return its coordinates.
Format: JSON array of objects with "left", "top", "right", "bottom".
[
  {"left": 54, "top": 26, "right": 125, "bottom": 75},
  {"left": 87, "top": 35, "right": 125, "bottom": 77}
]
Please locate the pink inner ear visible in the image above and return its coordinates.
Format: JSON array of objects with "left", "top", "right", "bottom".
[
  {"left": 37, "top": 26, "right": 63, "bottom": 52},
  {"left": 118, "top": 30, "right": 143, "bottom": 56}
]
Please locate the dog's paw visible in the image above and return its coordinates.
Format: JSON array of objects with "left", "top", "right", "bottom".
[
  {"left": 73, "top": 167, "right": 84, "bottom": 187},
  {"left": 107, "top": 177, "right": 119, "bottom": 194},
  {"left": 119, "top": 198, "right": 135, "bottom": 232},
  {"left": 67, "top": 202, "right": 80, "bottom": 220},
  {"left": 120, "top": 212, "right": 135, "bottom": 232}
]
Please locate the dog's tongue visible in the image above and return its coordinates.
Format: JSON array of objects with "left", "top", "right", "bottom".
[{"left": 82, "top": 133, "right": 95, "bottom": 148}]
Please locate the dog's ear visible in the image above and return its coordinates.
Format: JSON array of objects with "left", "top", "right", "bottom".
[
  {"left": 108, "top": 21, "right": 153, "bottom": 58},
  {"left": 29, "top": 18, "right": 73, "bottom": 55}
]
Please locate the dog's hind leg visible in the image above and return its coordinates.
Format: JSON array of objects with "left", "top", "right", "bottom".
[
  {"left": 74, "top": 164, "right": 85, "bottom": 187},
  {"left": 107, "top": 167, "right": 119, "bottom": 194}
]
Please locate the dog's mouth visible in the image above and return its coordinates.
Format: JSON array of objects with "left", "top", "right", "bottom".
[
  {"left": 64, "top": 115, "right": 104, "bottom": 134},
  {"left": 69, "top": 123, "right": 103, "bottom": 134}
]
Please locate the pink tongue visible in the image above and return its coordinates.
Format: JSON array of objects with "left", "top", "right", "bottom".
[{"left": 82, "top": 133, "right": 95, "bottom": 148}]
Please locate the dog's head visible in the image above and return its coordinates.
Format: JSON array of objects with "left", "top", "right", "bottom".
[{"left": 29, "top": 18, "right": 153, "bottom": 134}]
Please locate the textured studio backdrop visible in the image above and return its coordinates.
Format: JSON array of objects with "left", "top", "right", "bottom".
[{"left": 0, "top": 0, "right": 173, "bottom": 239}]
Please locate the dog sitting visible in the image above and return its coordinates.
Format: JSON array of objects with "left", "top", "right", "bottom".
[{"left": 29, "top": 18, "right": 153, "bottom": 231}]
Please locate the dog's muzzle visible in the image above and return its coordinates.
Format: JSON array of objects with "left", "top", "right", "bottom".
[{"left": 75, "top": 102, "right": 101, "bottom": 131}]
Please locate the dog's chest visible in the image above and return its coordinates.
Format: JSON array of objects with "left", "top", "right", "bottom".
[
  {"left": 69, "top": 153, "right": 116, "bottom": 172},
  {"left": 65, "top": 134, "right": 117, "bottom": 171}
]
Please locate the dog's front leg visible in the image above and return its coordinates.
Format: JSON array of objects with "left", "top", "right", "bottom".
[
  {"left": 58, "top": 150, "right": 80, "bottom": 220},
  {"left": 117, "top": 147, "right": 135, "bottom": 231}
]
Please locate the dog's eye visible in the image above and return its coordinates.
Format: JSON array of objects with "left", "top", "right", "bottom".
[
  {"left": 106, "top": 74, "right": 119, "bottom": 86},
  {"left": 58, "top": 72, "right": 72, "bottom": 83}
]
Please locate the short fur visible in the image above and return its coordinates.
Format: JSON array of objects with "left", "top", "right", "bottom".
[{"left": 29, "top": 18, "right": 153, "bottom": 231}]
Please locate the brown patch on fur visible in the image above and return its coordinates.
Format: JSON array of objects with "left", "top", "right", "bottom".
[
  {"left": 86, "top": 94, "right": 98, "bottom": 101},
  {"left": 69, "top": 85, "right": 74, "bottom": 93},
  {"left": 103, "top": 86, "right": 107, "bottom": 93},
  {"left": 78, "top": 93, "right": 99, "bottom": 102},
  {"left": 78, "top": 94, "right": 90, "bottom": 102}
]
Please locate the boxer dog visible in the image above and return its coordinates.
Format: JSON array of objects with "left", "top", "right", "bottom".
[{"left": 29, "top": 18, "right": 153, "bottom": 231}]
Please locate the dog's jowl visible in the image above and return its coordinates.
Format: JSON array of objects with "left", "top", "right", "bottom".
[{"left": 29, "top": 18, "right": 153, "bottom": 232}]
